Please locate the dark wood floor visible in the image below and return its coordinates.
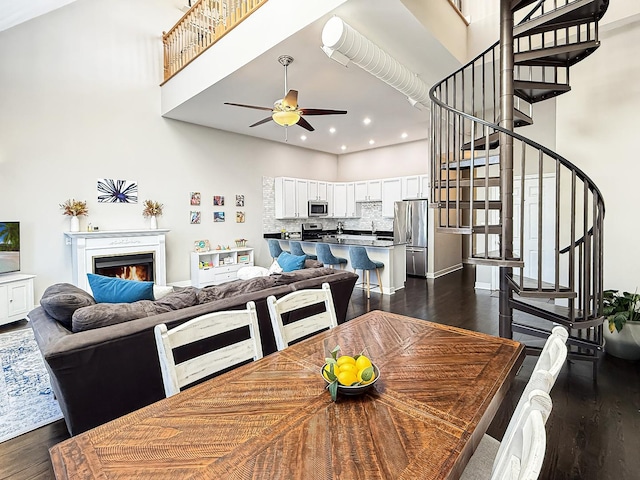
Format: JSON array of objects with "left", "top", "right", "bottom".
[{"left": 1, "top": 266, "right": 638, "bottom": 479}]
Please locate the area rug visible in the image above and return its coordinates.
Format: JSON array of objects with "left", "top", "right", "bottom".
[{"left": 0, "top": 327, "right": 63, "bottom": 443}]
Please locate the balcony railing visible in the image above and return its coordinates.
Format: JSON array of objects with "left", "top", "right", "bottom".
[{"left": 162, "top": 0, "right": 268, "bottom": 83}]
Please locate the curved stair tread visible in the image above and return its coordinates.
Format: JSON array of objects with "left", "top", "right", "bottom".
[
  {"left": 515, "top": 40, "right": 600, "bottom": 67},
  {"left": 514, "top": 80, "right": 571, "bottom": 103},
  {"left": 514, "top": 0, "right": 610, "bottom": 38}
]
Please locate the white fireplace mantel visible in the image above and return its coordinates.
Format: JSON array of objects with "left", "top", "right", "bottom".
[{"left": 64, "top": 229, "right": 169, "bottom": 291}]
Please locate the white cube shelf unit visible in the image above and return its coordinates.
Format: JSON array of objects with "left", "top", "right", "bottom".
[{"left": 190, "top": 247, "right": 254, "bottom": 287}]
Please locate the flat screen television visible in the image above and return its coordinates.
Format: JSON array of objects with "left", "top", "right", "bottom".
[{"left": 0, "top": 222, "right": 20, "bottom": 275}]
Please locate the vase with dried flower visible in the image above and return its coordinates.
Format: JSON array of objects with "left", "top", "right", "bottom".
[
  {"left": 60, "top": 199, "right": 89, "bottom": 232},
  {"left": 142, "top": 200, "right": 163, "bottom": 229}
]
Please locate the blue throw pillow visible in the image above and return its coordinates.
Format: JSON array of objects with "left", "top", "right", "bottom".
[
  {"left": 87, "top": 273, "right": 155, "bottom": 303},
  {"left": 277, "top": 252, "right": 306, "bottom": 272}
]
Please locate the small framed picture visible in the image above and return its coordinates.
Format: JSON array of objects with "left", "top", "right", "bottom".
[
  {"left": 213, "top": 211, "right": 225, "bottom": 222},
  {"left": 236, "top": 211, "right": 245, "bottom": 223},
  {"left": 190, "top": 192, "right": 201, "bottom": 206},
  {"left": 213, "top": 195, "right": 225, "bottom": 206},
  {"left": 235, "top": 195, "right": 245, "bottom": 207},
  {"left": 190, "top": 211, "right": 201, "bottom": 224}
]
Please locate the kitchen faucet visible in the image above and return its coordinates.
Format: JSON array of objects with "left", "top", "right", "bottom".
[{"left": 371, "top": 221, "right": 376, "bottom": 234}]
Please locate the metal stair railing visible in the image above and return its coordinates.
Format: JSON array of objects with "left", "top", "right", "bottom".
[{"left": 429, "top": 0, "right": 606, "bottom": 326}]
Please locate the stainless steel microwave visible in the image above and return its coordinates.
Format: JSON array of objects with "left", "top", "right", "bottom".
[{"left": 308, "top": 200, "right": 328, "bottom": 217}]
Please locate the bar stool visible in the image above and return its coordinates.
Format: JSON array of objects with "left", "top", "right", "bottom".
[
  {"left": 348, "top": 246, "right": 384, "bottom": 298},
  {"left": 315, "top": 243, "right": 348, "bottom": 269},
  {"left": 289, "top": 241, "right": 317, "bottom": 260},
  {"left": 267, "top": 239, "right": 286, "bottom": 261}
]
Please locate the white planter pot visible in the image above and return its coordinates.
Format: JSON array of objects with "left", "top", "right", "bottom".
[
  {"left": 149, "top": 215, "right": 158, "bottom": 230},
  {"left": 603, "top": 321, "right": 640, "bottom": 360}
]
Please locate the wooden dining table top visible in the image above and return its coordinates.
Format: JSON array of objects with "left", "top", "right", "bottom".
[{"left": 50, "top": 310, "right": 525, "bottom": 480}]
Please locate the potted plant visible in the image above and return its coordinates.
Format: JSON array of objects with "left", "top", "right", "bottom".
[
  {"left": 60, "top": 199, "right": 88, "bottom": 232},
  {"left": 602, "top": 289, "right": 640, "bottom": 360},
  {"left": 142, "top": 200, "right": 163, "bottom": 229}
]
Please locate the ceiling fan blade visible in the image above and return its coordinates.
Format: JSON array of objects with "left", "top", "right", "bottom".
[
  {"left": 224, "top": 102, "right": 273, "bottom": 112},
  {"left": 249, "top": 117, "right": 274, "bottom": 128},
  {"left": 297, "top": 117, "right": 315, "bottom": 132},
  {"left": 300, "top": 108, "right": 348, "bottom": 116},
  {"left": 282, "top": 90, "right": 298, "bottom": 109}
]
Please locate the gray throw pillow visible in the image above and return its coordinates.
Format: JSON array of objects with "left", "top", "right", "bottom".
[{"left": 40, "top": 283, "right": 97, "bottom": 330}]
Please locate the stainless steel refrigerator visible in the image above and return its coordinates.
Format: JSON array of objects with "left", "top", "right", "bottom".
[{"left": 394, "top": 200, "right": 429, "bottom": 277}]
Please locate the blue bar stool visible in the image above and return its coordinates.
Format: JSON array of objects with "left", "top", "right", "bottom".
[
  {"left": 267, "top": 239, "right": 286, "bottom": 260},
  {"left": 315, "top": 243, "right": 348, "bottom": 269},
  {"left": 349, "top": 246, "right": 384, "bottom": 298},
  {"left": 289, "top": 241, "right": 317, "bottom": 260}
]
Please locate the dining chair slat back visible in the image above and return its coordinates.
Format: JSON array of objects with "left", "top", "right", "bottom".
[
  {"left": 533, "top": 326, "right": 569, "bottom": 381},
  {"left": 491, "top": 389, "right": 552, "bottom": 480},
  {"left": 267, "top": 282, "right": 338, "bottom": 351},
  {"left": 154, "top": 301, "right": 263, "bottom": 397}
]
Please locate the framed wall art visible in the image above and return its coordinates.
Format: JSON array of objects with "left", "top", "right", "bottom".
[
  {"left": 213, "top": 196, "right": 225, "bottom": 206},
  {"left": 190, "top": 211, "right": 201, "bottom": 224},
  {"left": 190, "top": 192, "right": 201, "bottom": 206},
  {"left": 213, "top": 211, "right": 225, "bottom": 222},
  {"left": 235, "top": 195, "right": 245, "bottom": 207},
  {"left": 97, "top": 179, "right": 138, "bottom": 203},
  {"left": 236, "top": 211, "right": 245, "bottom": 223}
]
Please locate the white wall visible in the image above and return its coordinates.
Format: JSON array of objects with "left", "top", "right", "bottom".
[
  {"left": 0, "top": 0, "right": 338, "bottom": 299},
  {"left": 556, "top": 18, "right": 640, "bottom": 291},
  {"left": 337, "top": 139, "right": 428, "bottom": 181}
]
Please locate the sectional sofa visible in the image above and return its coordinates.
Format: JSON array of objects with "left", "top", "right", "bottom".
[{"left": 28, "top": 267, "right": 358, "bottom": 435}]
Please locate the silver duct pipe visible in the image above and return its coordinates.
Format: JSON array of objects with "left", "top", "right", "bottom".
[{"left": 321, "top": 16, "right": 430, "bottom": 108}]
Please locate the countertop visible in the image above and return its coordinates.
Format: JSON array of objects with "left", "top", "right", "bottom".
[{"left": 300, "top": 237, "right": 399, "bottom": 248}]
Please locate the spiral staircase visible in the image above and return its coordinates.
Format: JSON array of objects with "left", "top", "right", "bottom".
[{"left": 430, "top": 0, "right": 608, "bottom": 376}]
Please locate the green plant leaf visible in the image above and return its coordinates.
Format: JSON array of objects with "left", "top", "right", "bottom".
[
  {"left": 325, "top": 357, "right": 337, "bottom": 365},
  {"left": 328, "top": 380, "right": 338, "bottom": 402},
  {"left": 330, "top": 345, "right": 340, "bottom": 361},
  {"left": 359, "top": 366, "right": 374, "bottom": 383}
]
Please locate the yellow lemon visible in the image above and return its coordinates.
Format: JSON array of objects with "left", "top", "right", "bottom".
[
  {"left": 338, "top": 363, "right": 357, "bottom": 374},
  {"left": 355, "top": 355, "right": 372, "bottom": 371},
  {"left": 336, "top": 355, "right": 356, "bottom": 368},
  {"left": 337, "top": 370, "right": 358, "bottom": 386}
]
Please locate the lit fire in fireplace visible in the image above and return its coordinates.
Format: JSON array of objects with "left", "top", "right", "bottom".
[
  {"left": 116, "top": 266, "right": 149, "bottom": 282},
  {"left": 93, "top": 253, "right": 154, "bottom": 283}
]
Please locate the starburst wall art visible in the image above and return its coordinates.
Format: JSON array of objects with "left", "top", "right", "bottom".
[{"left": 97, "top": 179, "right": 138, "bottom": 203}]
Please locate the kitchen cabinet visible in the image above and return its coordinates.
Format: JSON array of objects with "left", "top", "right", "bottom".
[
  {"left": 381, "top": 177, "right": 403, "bottom": 217},
  {"left": 190, "top": 248, "right": 254, "bottom": 287},
  {"left": 333, "top": 182, "right": 357, "bottom": 218},
  {"left": 402, "top": 175, "right": 430, "bottom": 200},
  {"left": 275, "top": 177, "right": 309, "bottom": 219},
  {"left": 0, "top": 274, "right": 35, "bottom": 326},
  {"left": 326, "top": 183, "right": 334, "bottom": 217},
  {"left": 308, "top": 181, "right": 329, "bottom": 201},
  {"left": 355, "top": 180, "right": 382, "bottom": 202}
]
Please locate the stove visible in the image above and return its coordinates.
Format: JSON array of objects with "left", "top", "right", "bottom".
[{"left": 301, "top": 223, "right": 323, "bottom": 240}]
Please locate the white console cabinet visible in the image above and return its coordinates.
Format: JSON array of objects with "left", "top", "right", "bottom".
[
  {"left": 0, "top": 273, "right": 35, "bottom": 326},
  {"left": 190, "top": 248, "right": 254, "bottom": 287}
]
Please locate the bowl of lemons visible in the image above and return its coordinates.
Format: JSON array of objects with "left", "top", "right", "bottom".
[{"left": 321, "top": 346, "right": 380, "bottom": 400}]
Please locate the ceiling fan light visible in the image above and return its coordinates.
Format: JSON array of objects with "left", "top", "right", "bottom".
[{"left": 272, "top": 110, "right": 301, "bottom": 127}]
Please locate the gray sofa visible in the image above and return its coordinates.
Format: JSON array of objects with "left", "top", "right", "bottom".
[{"left": 28, "top": 268, "right": 358, "bottom": 435}]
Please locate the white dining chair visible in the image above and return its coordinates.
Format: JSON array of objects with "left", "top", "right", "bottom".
[
  {"left": 533, "top": 326, "right": 569, "bottom": 381},
  {"left": 154, "top": 301, "right": 263, "bottom": 397},
  {"left": 460, "top": 389, "right": 553, "bottom": 480},
  {"left": 266, "top": 282, "right": 338, "bottom": 351}
]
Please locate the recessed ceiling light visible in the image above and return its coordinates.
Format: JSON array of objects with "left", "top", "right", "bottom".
[
  {"left": 300, "top": 135, "right": 307, "bottom": 141},
  {"left": 329, "top": 127, "right": 336, "bottom": 134},
  {"left": 369, "top": 139, "right": 375, "bottom": 145},
  {"left": 341, "top": 145, "right": 347, "bottom": 151},
  {"left": 401, "top": 132, "right": 408, "bottom": 139},
  {"left": 363, "top": 117, "right": 372, "bottom": 125}
]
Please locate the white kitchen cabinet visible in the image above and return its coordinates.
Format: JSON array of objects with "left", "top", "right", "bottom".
[
  {"left": 381, "top": 177, "right": 403, "bottom": 217},
  {"left": 308, "top": 181, "right": 329, "bottom": 201},
  {"left": 354, "top": 180, "right": 382, "bottom": 202},
  {"left": 275, "top": 177, "right": 309, "bottom": 219},
  {"left": 0, "top": 274, "right": 35, "bottom": 326},
  {"left": 402, "top": 175, "right": 430, "bottom": 199},
  {"left": 333, "top": 182, "right": 358, "bottom": 218},
  {"left": 326, "top": 183, "right": 334, "bottom": 217},
  {"left": 190, "top": 248, "right": 254, "bottom": 287}
]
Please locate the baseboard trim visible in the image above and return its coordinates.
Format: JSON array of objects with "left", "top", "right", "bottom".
[
  {"left": 475, "top": 281, "right": 493, "bottom": 290},
  {"left": 426, "top": 263, "right": 463, "bottom": 279}
]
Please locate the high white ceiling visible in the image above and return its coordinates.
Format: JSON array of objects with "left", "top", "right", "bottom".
[
  {"left": 163, "top": 0, "right": 463, "bottom": 155},
  {"left": 3, "top": 0, "right": 463, "bottom": 155},
  {"left": 0, "top": 0, "right": 79, "bottom": 32}
]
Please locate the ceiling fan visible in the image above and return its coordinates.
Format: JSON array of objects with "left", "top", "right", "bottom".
[{"left": 224, "top": 55, "right": 347, "bottom": 136}]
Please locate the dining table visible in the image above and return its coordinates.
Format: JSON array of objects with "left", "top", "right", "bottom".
[{"left": 50, "top": 310, "right": 525, "bottom": 480}]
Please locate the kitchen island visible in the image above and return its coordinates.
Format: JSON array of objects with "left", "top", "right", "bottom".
[{"left": 272, "top": 237, "right": 405, "bottom": 295}]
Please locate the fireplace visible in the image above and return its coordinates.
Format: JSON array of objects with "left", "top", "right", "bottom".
[
  {"left": 93, "top": 252, "right": 155, "bottom": 282},
  {"left": 64, "top": 229, "right": 169, "bottom": 292}
]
